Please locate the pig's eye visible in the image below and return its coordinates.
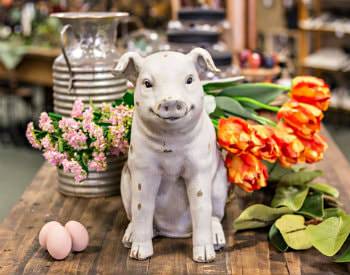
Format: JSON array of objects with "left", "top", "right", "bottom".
[
  {"left": 143, "top": 79, "right": 153, "bottom": 88},
  {"left": 186, "top": 76, "right": 193, "bottom": 85}
]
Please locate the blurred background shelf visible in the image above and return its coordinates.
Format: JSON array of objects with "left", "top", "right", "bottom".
[
  {"left": 240, "top": 66, "right": 281, "bottom": 82},
  {"left": 0, "top": 46, "right": 59, "bottom": 86},
  {"left": 297, "top": 0, "right": 350, "bottom": 75},
  {"left": 300, "top": 25, "right": 350, "bottom": 36}
]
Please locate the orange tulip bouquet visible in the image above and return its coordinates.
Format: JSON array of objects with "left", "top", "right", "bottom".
[
  {"left": 215, "top": 76, "right": 329, "bottom": 192},
  {"left": 208, "top": 76, "right": 350, "bottom": 262}
]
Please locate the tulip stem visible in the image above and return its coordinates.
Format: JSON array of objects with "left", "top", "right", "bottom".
[
  {"left": 251, "top": 114, "right": 277, "bottom": 127},
  {"left": 234, "top": 97, "right": 280, "bottom": 113},
  {"left": 211, "top": 118, "right": 218, "bottom": 129},
  {"left": 268, "top": 162, "right": 278, "bottom": 174}
]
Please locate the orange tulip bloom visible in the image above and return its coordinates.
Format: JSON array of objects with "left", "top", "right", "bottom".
[
  {"left": 291, "top": 76, "right": 331, "bottom": 111},
  {"left": 217, "top": 117, "right": 251, "bottom": 154},
  {"left": 272, "top": 123, "right": 304, "bottom": 167},
  {"left": 300, "top": 134, "right": 328, "bottom": 163},
  {"left": 250, "top": 125, "right": 280, "bottom": 162},
  {"left": 225, "top": 152, "right": 268, "bottom": 192},
  {"left": 277, "top": 100, "right": 323, "bottom": 139}
]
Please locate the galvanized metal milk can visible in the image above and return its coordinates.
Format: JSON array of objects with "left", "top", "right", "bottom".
[{"left": 51, "top": 12, "right": 128, "bottom": 197}]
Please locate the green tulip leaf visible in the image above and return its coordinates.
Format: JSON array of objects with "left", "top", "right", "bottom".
[
  {"left": 219, "top": 83, "right": 286, "bottom": 109},
  {"left": 215, "top": 96, "right": 256, "bottom": 120},
  {"left": 268, "top": 223, "right": 289, "bottom": 252},
  {"left": 306, "top": 215, "right": 350, "bottom": 256},
  {"left": 271, "top": 185, "right": 309, "bottom": 211},
  {"left": 279, "top": 170, "right": 323, "bottom": 186},
  {"left": 233, "top": 204, "right": 292, "bottom": 231},
  {"left": 202, "top": 76, "right": 244, "bottom": 93},
  {"left": 275, "top": 214, "right": 312, "bottom": 250},
  {"left": 215, "top": 96, "right": 274, "bottom": 125},
  {"left": 308, "top": 183, "right": 339, "bottom": 198},
  {"left": 297, "top": 192, "right": 324, "bottom": 219},
  {"left": 268, "top": 163, "right": 293, "bottom": 182},
  {"left": 210, "top": 107, "right": 226, "bottom": 119},
  {"left": 334, "top": 243, "right": 350, "bottom": 263},
  {"left": 324, "top": 208, "right": 346, "bottom": 219}
]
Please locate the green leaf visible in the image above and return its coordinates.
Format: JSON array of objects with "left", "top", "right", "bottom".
[
  {"left": 233, "top": 204, "right": 292, "bottom": 231},
  {"left": 219, "top": 83, "right": 286, "bottom": 109},
  {"left": 275, "top": 214, "right": 312, "bottom": 250},
  {"left": 324, "top": 208, "right": 346, "bottom": 219},
  {"left": 334, "top": 243, "right": 350, "bottom": 262},
  {"left": 112, "top": 98, "right": 123, "bottom": 106},
  {"left": 96, "top": 122, "right": 111, "bottom": 127},
  {"left": 48, "top": 112, "right": 63, "bottom": 121},
  {"left": 297, "top": 192, "right": 324, "bottom": 219},
  {"left": 215, "top": 96, "right": 256, "bottom": 120},
  {"left": 279, "top": 170, "right": 323, "bottom": 186},
  {"left": 269, "top": 223, "right": 289, "bottom": 252},
  {"left": 308, "top": 183, "right": 339, "bottom": 198},
  {"left": 58, "top": 138, "right": 64, "bottom": 153},
  {"left": 209, "top": 107, "right": 225, "bottom": 119},
  {"left": 306, "top": 215, "right": 350, "bottom": 256},
  {"left": 123, "top": 91, "right": 134, "bottom": 106},
  {"left": 80, "top": 153, "right": 89, "bottom": 172},
  {"left": 202, "top": 76, "right": 244, "bottom": 93},
  {"left": 234, "top": 96, "right": 280, "bottom": 112},
  {"left": 271, "top": 185, "right": 309, "bottom": 211},
  {"left": 268, "top": 163, "right": 293, "bottom": 182},
  {"left": 35, "top": 131, "right": 47, "bottom": 139}
]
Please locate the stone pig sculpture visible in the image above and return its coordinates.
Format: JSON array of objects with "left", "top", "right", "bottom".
[{"left": 113, "top": 48, "right": 228, "bottom": 262}]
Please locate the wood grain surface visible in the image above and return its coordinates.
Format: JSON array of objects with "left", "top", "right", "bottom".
[{"left": 0, "top": 129, "right": 349, "bottom": 275}]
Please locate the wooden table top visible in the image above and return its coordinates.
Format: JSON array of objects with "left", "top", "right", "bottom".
[{"left": 0, "top": 129, "right": 349, "bottom": 275}]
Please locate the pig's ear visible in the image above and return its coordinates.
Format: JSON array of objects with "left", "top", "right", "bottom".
[
  {"left": 112, "top": 52, "right": 144, "bottom": 83},
  {"left": 188, "top": 47, "right": 220, "bottom": 73}
]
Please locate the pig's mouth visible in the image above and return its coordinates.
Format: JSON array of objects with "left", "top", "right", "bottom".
[
  {"left": 150, "top": 106, "right": 194, "bottom": 122},
  {"left": 150, "top": 109, "right": 186, "bottom": 121}
]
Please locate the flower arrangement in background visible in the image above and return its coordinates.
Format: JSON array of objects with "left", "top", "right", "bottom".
[
  {"left": 217, "top": 76, "right": 330, "bottom": 192},
  {"left": 26, "top": 99, "right": 133, "bottom": 182}
]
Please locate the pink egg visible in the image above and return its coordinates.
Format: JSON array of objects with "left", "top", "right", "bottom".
[
  {"left": 46, "top": 225, "right": 72, "bottom": 260},
  {"left": 38, "top": 221, "right": 62, "bottom": 249},
  {"left": 65, "top": 221, "right": 89, "bottom": 252}
]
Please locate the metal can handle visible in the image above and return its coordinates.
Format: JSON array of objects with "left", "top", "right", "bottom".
[{"left": 60, "top": 24, "right": 75, "bottom": 93}]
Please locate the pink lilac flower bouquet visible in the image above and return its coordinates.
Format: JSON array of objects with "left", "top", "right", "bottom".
[{"left": 26, "top": 99, "right": 133, "bottom": 182}]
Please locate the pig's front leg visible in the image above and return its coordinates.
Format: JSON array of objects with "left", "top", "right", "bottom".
[
  {"left": 186, "top": 173, "right": 215, "bottom": 262},
  {"left": 129, "top": 167, "right": 161, "bottom": 260}
]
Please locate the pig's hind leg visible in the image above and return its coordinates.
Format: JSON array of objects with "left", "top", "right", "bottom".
[{"left": 211, "top": 156, "right": 228, "bottom": 250}]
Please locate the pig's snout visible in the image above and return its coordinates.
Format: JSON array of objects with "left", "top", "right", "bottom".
[{"left": 157, "top": 100, "right": 188, "bottom": 119}]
